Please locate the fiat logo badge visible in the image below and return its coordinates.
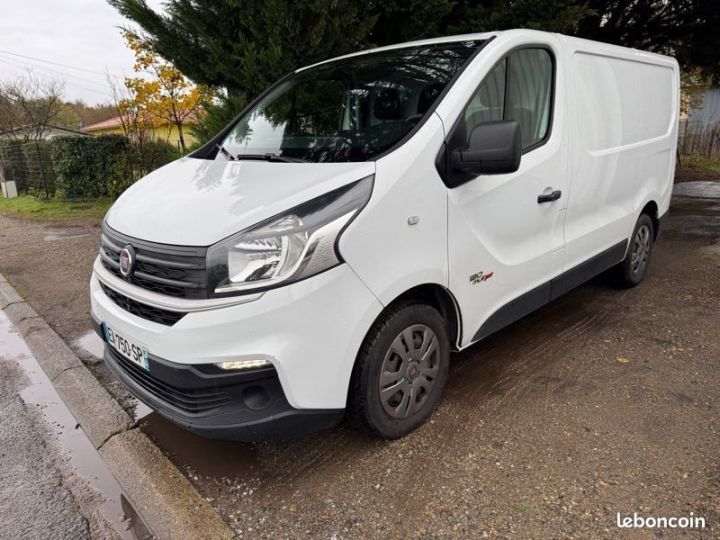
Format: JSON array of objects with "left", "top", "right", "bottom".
[{"left": 119, "top": 245, "right": 135, "bottom": 277}]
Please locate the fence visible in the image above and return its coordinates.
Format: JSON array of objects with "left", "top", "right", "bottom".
[
  {"left": 0, "top": 141, "right": 56, "bottom": 199},
  {"left": 0, "top": 136, "right": 180, "bottom": 201},
  {"left": 677, "top": 119, "right": 720, "bottom": 156}
]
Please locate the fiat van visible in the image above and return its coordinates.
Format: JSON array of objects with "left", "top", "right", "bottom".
[{"left": 91, "top": 29, "right": 679, "bottom": 440}]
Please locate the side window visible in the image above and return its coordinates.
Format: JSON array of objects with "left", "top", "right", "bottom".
[
  {"left": 464, "top": 59, "right": 506, "bottom": 132},
  {"left": 463, "top": 48, "right": 553, "bottom": 150}
]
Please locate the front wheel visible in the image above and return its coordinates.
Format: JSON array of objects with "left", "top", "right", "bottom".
[
  {"left": 349, "top": 302, "right": 450, "bottom": 439},
  {"left": 611, "top": 213, "right": 655, "bottom": 288}
]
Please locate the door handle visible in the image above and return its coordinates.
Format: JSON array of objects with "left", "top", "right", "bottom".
[{"left": 537, "top": 189, "right": 562, "bottom": 204}]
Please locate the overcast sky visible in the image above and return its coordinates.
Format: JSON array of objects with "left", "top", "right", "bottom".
[{"left": 0, "top": 0, "right": 165, "bottom": 105}]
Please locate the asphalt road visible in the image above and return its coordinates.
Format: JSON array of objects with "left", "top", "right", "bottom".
[
  {"left": 0, "top": 174, "right": 718, "bottom": 538},
  {"left": 0, "top": 311, "right": 135, "bottom": 540},
  {"left": 0, "top": 316, "right": 91, "bottom": 539}
]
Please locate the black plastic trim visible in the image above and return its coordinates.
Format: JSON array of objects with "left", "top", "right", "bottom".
[
  {"left": 189, "top": 72, "right": 296, "bottom": 160},
  {"left": 472, "top": 240, "right": 628, "bottom": 342},
  {"left": 99, "top": 282, "right": 186, "bottom": 326},
  {"left": 101, "top": 222, "right": 209, "bottom": 299},
  {"left": 549, "top": 240, "right": 627, "bottom": 300}
]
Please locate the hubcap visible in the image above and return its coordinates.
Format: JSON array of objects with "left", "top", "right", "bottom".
[
  {"left": 630, "top": 224, "right": 651, "bottom": 275},
  {"left": 378, "top": 324, "right": 440, "bottom": 419}
]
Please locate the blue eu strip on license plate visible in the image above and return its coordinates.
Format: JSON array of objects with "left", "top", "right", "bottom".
[{"left": 102, "top": 322, "right": 150, "bottom": 371}]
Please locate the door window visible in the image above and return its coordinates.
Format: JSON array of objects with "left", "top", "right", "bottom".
[{"left": 462, "top": 48, "right": 553, "bottom": 150}]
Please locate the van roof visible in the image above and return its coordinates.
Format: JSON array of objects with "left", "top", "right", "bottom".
[
  {"left": 296, "top": 31, "right": 499, "bottom": 72},
  {"left": 297, "top": 29, "right": 676, "bottom": 72}
]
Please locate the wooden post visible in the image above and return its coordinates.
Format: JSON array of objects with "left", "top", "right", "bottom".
[{"left": 34, "top": 141, "right": 51, "bottom": 199}]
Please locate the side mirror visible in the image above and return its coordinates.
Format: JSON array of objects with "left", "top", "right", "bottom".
[{"left": 451, "top": 120, "right": 522, "bottom": 176}]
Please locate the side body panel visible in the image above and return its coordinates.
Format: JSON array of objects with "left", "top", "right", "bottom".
[
  {"left": 339, "top": 114, "right": 450, "bottom": 307},
  {"left": 561, "top": 36, "right": 679, "bottom": 273}
]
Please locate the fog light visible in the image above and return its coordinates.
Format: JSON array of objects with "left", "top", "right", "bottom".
[{"left": 215, "top": 359, "right": 272, "bottom": 370}]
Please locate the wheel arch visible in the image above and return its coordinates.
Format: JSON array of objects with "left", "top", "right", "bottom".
[
  {"left": 640, "top": 200, "right": 660, "bottom": 240},
  {"left": 379, "top": 283, "right": 463, "bottom": 350}
]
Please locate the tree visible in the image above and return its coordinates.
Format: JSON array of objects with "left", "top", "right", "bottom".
[
  {"left": 0, "top": 73, "right": 64, "bottom": 141},
  {"left": 121, "top": 31, "right": 213, "bottom": 151},
  {"left": 53, "top": 100, "right": 117, "bottom": 130},
  {"left": 108, "top": 0, "right": 377, "bottom": 139},
  {"left": 109, "top": 1, "right": 375, "bottom": 99},
  {"left": 575, "top": 0, "right": 720, "bottom": 81},
  {"left": 109, "top": 0, "right": 720, "bottom": 142}
]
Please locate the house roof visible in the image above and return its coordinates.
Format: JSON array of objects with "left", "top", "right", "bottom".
[
  {"left": 81, "top": 116, "right": 124, "bottom": 132},
  {"left": 0, "top": 123, "right": 89, "bottom": 138},
  {"left": 82, "top": 111, "right": 202, "bottom": 133}
]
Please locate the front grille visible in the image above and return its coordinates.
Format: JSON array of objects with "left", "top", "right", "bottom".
[
  {"left": 107, "top": 347, "right": 232, "bottom": 414},
  {"left": 100, "top": 224, "right": 209, "bottom": 299},
  {"left": 100, "top": 283, "right": 186, "bottom": 326}
]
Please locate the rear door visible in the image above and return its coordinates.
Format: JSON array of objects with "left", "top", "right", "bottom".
[{"left": 445, "top": 39, "right": 569, "bottom": 347}]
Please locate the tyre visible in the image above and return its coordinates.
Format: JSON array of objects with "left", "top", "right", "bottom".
[
  {"left": 349, "top": 302, "right": 450, "bottom": 439},
  {"left": 611, "top": 213, "right": 655, "bottom": 288}
]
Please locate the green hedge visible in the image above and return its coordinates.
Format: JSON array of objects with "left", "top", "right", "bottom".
[
  {"left": 51, "top": 135, "right": 129, "bottom": 199},
  {"left": 50, "top": 135, "right": 180, "bottom": 199}
]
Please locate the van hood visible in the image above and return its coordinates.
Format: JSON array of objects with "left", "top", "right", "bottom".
[{"left": 105, "top": 157, "right": 375, "bottom": 246}]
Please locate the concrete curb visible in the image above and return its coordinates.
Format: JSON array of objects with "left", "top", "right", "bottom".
[{"left": 0, "top": 277, "right": 235, "bottom": 540}]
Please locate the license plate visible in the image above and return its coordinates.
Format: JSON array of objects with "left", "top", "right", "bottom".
[{"left": 103, "top": 323, "right": 149, "bottom": 371}]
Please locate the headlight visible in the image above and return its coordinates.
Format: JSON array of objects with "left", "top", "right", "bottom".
[{"left": 207, "top": 175, "right": 373, "bottom": 295}]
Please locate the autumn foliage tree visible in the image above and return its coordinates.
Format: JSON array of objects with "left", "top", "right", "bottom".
[{"left": 120, "top": 31, "right": 213, "bottom": 151}]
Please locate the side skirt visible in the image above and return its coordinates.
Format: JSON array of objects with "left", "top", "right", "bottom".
[{"left": 471, "top": 240, "right": 628, "bottom": 343}]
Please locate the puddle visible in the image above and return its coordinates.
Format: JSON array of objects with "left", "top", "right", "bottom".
[
  {"left": 0, "top": 311, "right": 151, "bottom": 539},
  {"left": 44, "top": 227, "right": 92, "bottom": 242},
  {"left": 75, "top": 330, "right": 105, "bottom": 360},
  {"left": 673, "top": 181, "right": 720, "bottom": 199},
  {"left": 140, "top": 413, "right": 259, "bottom": 478},
  {"left": 667, "top": 187, "right": 720, "bottom": 243}
]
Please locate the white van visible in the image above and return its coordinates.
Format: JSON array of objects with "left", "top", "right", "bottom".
[{"left": 91, "top": 30, "right": 679, "bottom": 440}]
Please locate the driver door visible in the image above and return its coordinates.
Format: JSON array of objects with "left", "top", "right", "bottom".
[{"left": 447, "top": 45, "right": 569, "bottom": 347}]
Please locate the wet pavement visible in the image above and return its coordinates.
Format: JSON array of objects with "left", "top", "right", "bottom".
[
  {"left": 0, "top": 176, "right": 719, "bottom": 537},
  {"left": 0, "top": 311, "right": 151, "bottom": 539}
]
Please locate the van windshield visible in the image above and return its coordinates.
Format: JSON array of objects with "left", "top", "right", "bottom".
[{"left": 219, "top": 41, "right": 484, "bottom": 163}]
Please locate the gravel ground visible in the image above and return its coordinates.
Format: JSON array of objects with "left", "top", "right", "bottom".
[{"left": 0, "top": 173, "right": 718, "bottom": 538}]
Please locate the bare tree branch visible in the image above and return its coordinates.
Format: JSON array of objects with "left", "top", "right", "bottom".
[{"left": 0, "top": 72, "right": 65, "bottom": 141}]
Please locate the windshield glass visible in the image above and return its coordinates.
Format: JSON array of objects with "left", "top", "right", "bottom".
[{"left": 219, "top": 41, "right": 484, "bottom": 163}]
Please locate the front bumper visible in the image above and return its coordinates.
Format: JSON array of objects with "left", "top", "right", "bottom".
[
  {"left": 93, "top": 317, "right": 342, "bottom": 441},
  {"left": 90, "top": 260, "right": 383, "bottom": 438}
]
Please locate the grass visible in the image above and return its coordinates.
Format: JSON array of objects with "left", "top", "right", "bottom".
[
  {"left": 677, "top": 154, "right": 720, "bottom": 173},
  {"left": 675, "top": 154, "right": 720, "bottom": 183},
  {"left": 0, "top": 194, "right": 112, "bottom": 220}
]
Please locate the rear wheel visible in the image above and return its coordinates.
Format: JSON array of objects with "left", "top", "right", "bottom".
[
  {"left": 612, "top": 213, "right": 655, "bottom": 287},
  {"left": 349, "top": 302, "right": 450, "bottom": 439}
]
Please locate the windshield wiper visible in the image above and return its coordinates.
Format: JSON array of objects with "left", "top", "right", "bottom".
[
  {"left": 216, "top": 143, "right": 235, "bottom": 161},
  {"left": 235, "top": 153, "right": 307, "bottom": 163}
]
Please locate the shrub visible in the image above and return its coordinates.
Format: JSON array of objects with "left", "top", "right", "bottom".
[
  {"left": 110, "top": 139, "right": 181, "bottom": 198},
  {"left": 51, "top": 135, "right": 129, "bottom": 199}
]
